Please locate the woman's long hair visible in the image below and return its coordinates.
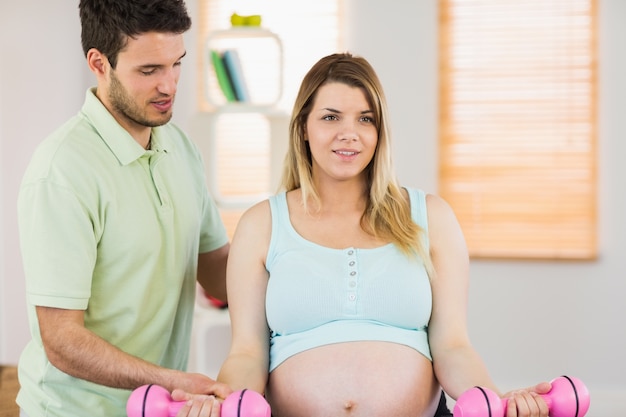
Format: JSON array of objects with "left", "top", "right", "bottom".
[{"left": 281, "top": 53, "right": 433, "bottom": 273}]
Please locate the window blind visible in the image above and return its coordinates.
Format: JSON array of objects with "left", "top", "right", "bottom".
[{"left": 438, "top": 0, "right": 598, "bottom": 259}]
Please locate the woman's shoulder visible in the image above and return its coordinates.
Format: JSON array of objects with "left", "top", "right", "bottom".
[
  {"left": 401, "top": 188, "right": 453, "bottom": 212},
  {"left": 399, "top": 187, "right": 460, "bottom": 231},
  {"left": 424, "top": 193, "right": 456, "bottom": 218},
  {"left": 420, "top": 192, "right": 466, "bottom": 254},
  {"left": 236, "top": 190, "right": 290, "bottom": 235},
  {"left": 239, "top": 198, "right": 272, "bottom": 226},
  {"left": 231, "top": 198, "right": 273, "bottom": 255}
]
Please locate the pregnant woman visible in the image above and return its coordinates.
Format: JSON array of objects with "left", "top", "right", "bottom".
[{"left": 214, "top": 53, "right": 550, "bottom": 417}]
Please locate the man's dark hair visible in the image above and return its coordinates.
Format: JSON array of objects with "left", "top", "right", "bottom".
[{"left": 79, "top": 0, "right": 192, "bottom": 69}]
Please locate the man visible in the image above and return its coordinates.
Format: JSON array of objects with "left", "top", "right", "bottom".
[{"left": 16, "top": 1, "right": 230, "bottom": 415}]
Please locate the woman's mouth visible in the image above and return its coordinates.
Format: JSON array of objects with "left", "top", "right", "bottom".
[{"left": 333, "top": 150, "right": 359, "bottom": 160}]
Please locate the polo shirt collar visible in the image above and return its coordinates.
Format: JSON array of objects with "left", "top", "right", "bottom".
[{"left": 80, "top": 88, "right": 170, "bottom": 166}]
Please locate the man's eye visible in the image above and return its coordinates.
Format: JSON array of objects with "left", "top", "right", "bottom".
[{"left": 141, "top": 69, "right": 157, "bottom": 76}]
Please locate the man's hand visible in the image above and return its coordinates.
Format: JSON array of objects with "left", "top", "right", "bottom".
[
  {"left": 171, "top": 389, "right": 223, "bottom": 417},
  {"left": 170, "top": 373, "right": 232, "bottom": 400}
]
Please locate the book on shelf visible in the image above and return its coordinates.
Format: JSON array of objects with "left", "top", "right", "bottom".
[
  {"left": 221, "top": 49, "right": 250, "bottom": 102},
  {"left": 210, "top": 49, "right": 236, "bottom": 102}
]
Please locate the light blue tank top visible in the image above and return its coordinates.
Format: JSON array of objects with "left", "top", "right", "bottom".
[{"left": 265, "top": 188, "right": 432, "bottom": 372}]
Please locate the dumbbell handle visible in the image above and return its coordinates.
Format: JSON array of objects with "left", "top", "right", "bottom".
[
  {"left": 462, "top": 387, "right": 561, "bottom": 416},
  {"left": 127, "top": 384, "right": 271, "bottom": 417},
  {"left": 453, "top": 375, "right": 590, "bottom": 417}
]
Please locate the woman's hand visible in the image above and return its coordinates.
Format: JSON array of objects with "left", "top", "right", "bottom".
[
  {"left": 171, "top": 389, "right": 221, "bottom": 417},
  {"left": 503, "top": 382, "right": 552, "bottom": 417}
]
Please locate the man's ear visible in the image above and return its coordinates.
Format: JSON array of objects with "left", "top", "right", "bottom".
[{"left": 86, "top": 48, "right": 108, "bottom": 77}]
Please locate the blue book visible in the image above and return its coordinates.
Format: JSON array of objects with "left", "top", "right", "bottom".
[{"left": 222, "top": 49, "right": 250, "bottom": 102}]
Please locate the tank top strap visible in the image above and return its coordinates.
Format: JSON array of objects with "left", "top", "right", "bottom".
[
  {"left": 266, "top": 192, "right": 289, "bottom": 266},
  {"left": 406, "top": 188, "right": 429, "bottom": 247}
]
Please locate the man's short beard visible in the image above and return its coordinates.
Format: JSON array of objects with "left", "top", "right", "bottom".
[{"left": 109, "top": 71, "right": 173, "bottom": 128}]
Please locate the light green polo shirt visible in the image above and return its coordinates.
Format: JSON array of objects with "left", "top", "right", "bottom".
[{"left": 16, "top": 88, "right": 228, "bottom": 416}]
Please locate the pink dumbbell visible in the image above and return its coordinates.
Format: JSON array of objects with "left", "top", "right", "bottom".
[
  {"left": 126, "top": 384, "right": 271, "bottom": 417},
  {"left": 453, "top": 375, "right": 590, "bottom": 417}
]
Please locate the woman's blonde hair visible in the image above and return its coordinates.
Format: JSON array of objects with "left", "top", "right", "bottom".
[{"left": 281, "top": 53, "right": 432, "bottom": 272}]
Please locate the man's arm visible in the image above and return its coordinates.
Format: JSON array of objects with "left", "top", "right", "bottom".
[
  {"left": 36, "top": 306, "right": 230, "bottom": 397},
  {"left": 196, "top": 243, "right": 230, "bottom": 302}
]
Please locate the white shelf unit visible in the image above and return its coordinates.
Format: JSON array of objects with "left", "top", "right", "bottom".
[
  {"left": 203, "top": 28, "right": 284, "bottom": 108},
  {"left": 195, "top": 28, "right": 289, "bottom": 210}
]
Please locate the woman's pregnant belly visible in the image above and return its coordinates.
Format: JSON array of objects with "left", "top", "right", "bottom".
[{"left": 266, "top": 341, "right": 441, "bottom": 417}]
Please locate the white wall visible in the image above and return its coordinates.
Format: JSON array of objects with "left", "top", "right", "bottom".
[
  {"left": 1, "top": 0, "right": 624, "bottom": 413},
  {"left": 0, "top": 1, "right": 88, "bottom": 362}
]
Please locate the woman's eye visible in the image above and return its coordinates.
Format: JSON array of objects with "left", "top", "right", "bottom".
[{"left": 323, "top": 114, "right": 338, "bottom": 121}]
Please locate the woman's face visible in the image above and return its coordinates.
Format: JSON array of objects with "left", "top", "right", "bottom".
[{"left": 305, "top": 82, "right": 378, "bottom": 186}]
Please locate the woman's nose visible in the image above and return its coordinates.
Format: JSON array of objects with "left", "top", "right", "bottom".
[{"left": 338, "top": 122, "right": 359, "bottom": 141}]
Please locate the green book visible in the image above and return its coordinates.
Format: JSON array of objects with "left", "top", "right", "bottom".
[{"left": 210, "top": 49, "right": 236, "bottom": 102}]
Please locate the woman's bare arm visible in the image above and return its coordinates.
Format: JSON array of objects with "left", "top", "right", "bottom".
[{"left": 217, "top": 200, "right": 272, "bottom": 394}]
